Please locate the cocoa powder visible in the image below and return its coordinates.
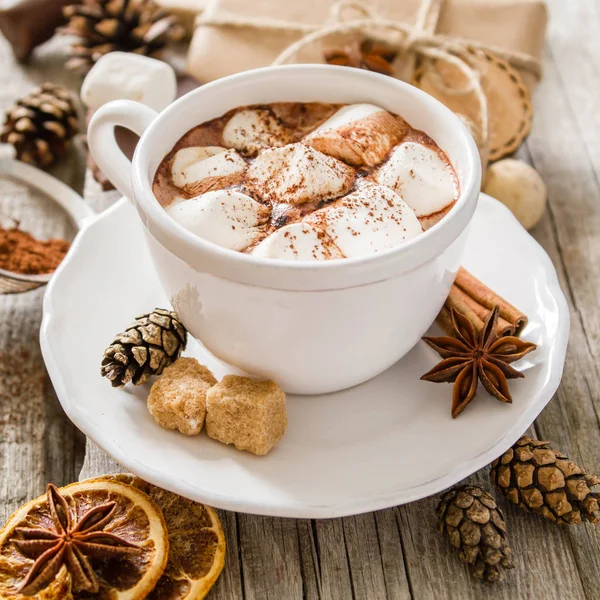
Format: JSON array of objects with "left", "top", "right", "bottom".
[{"left": 0, "top": 226, "right": 70, "bottom": 275}]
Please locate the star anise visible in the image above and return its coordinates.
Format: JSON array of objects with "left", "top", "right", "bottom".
[
  {"left": 421, "top": 306, "right": 537, "bottom": 418},
  {"left": 12, "top": 483, "right": 141, "bottom": 596},
  {"left": 324, "top": 39, "right": 397, "bottom": 76}
]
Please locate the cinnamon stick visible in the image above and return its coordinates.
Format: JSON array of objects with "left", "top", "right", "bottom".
[
  {"left": 436, "top": 268, "right": 528, "bottom": 337},
  {"left": 455, "top": 267, "right": 528, "bottom": 333}
]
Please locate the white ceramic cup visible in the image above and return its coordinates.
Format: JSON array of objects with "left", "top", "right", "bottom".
[{"left": 88, "top": 65, "right": 481, "bottom": 394}]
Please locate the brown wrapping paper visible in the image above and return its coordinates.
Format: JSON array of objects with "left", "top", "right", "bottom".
[
  {"left": 155, "top": 0, "right": 209, "bottom": 37},
  {"left": 187, "top": 0, "right": 547, "bottom": 89}
]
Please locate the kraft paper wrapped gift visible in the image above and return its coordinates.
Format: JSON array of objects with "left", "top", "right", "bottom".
[
  {"left": 186, "top": 0, "right": 547, "bottom": 90},
  {"left": 156, "top": 0, "right": 209, "bottom": 37}
]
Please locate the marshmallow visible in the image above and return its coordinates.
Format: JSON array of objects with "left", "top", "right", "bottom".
[
  {"left": 223, "top": 108, "right": 293, "bottom": 156},
  {"left": 374, "top": 141, "right": 458, "bottom": 218},
  {"left": 251, "top": 222, "right": 343, "bottom": 261},
  {"left": 81, "top": 52, "right": 177, "bottom": 112},
  {"left": 305, "top": 184, "right": 422, "bottom": 257},
  {"left": 303, "top": 104, "right": 407, "bottom": 167},
  {"left": 247, "top": 143, "right": 355, "bottom": 206},
  {"left": 171, "top": 146, "right": 247, "bottom": 193},
  {"left": 166, "top": 190, "right": 269, "bottom": 251}
]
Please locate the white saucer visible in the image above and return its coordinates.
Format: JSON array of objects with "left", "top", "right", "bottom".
[{"left": 41, "top": 194, "right": 569, "bottom": 518}]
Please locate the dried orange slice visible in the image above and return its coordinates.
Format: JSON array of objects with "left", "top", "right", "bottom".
[
  {"left": 0, "top": 479, "right": 168, "bottom": 599},
  {"left": 98, "top": 475, "right": 226, "bottom": 600}
]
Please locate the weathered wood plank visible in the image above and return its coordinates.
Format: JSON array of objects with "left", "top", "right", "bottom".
[
  {"left": 296, "top": 519, "right": 321, "bottom": 600},
  {"left": 43, "top": 379, "right": 86, "bottom": 490},
  {"left": 340, "top": 514, "right": 389, "bottom": 600},
  {"left": 314, "top": 519, "right": 353, "bottom": 600},
  {"left": 210, "top": 511, "right": 245, "bottom": 600},
  {"left": 372, "top": 509, "right": 411, "bottom": 600},
  {"left": 78, "top": 440, "right": 122, "bottom": 479},
  {"left": 520, "top": 5, "right": 600, "bottom": 594},
  {"left": 236, "top": 514, "right": 304, "bottom": 600},
  {"left": 0, "top": 34, "right": 85, "bottom": 528},
  {"left": 535, "top": 0, "right": 600, "bottom": 370},
  {"left": 0, "top": 322, "right": 50, "bottom": 522}
]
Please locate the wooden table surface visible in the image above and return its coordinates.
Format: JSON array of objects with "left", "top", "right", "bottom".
[{"left": 2, "top": 1, "right": 600, "bottom": 598}]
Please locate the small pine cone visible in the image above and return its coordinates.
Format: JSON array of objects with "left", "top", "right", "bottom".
[
  {"left": 101, "top": 308, "right": 187, "bottom": 387},
  {"left": 0, "top": 84, "right": 79, "bottom": 167},
  {"left": 437, "top": 485, "right": 514, "bottom": 583},
  {"left": 490, "top": 436, "right": 600, "bottom": 524},
  {"left": 60, "top": 0, "right": 185, "bottom": 74}
]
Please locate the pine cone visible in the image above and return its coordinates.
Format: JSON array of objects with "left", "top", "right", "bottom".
[
  {"left": 60, "top": 0, "right": 185, "bottom": 74},
  {"left": 490, "top": 436, "right": 600, "bottom": 524},
  {"left": 101, "top": 308, "right": 187, "bottom": 387},
  {"left": 0, "top": 84, "right": 79, "bottom": 167},
  {"left": 437, "top": 485, "right": 514, "bottom": 583}
]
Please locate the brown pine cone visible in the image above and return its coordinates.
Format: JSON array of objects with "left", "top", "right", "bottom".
[
  {"left": 0, "top": 83, "right": 79, "bottom": 167},
  {"left": 490, "top": 436, "right": 600, "bottom": 524},
  {"left": 60, "top": 0, "right": 185, "bottom": 74},
  {"left": 437, "top": 485, "right": 514, "bottom": 583},
  {"left": 101, "top": 308, "right": 187, "bottom": 387}
]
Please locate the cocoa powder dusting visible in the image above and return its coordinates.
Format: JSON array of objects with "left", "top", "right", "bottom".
[{"left": 0, "top": 226, "right": 70, "bottom": 275}]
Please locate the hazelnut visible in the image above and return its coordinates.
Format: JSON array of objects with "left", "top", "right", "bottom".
[{"left": 483, "top": 159, "right": 547, "bottom": 230}]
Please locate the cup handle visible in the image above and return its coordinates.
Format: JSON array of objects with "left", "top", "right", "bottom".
[{"left": 88, "top": 100, "right": 158, "bottom": 200}]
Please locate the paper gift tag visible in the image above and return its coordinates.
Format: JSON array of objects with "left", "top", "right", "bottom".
[{"left": 413, "top": 48, "right": 532, "bottom": 161}]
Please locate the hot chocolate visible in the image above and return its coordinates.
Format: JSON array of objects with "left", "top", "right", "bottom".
[{"left": 152, "top": 102, "right": 459, "bottom": 260}]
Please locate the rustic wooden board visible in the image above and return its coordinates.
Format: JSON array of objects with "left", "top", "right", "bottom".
[
  {"left": 3, "top": 0, "right": 600, "bottom": 597},
  {"left": 0, "top": 35, "right": 85, "bottom": 527}
]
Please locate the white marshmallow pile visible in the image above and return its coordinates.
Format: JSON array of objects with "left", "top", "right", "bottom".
[
  {"left": 171, "top": 146, "right": 247, "bottom": 193},
  {"left": 247, "top": 143, "right": 355, "bottom": 205},
  {"left": 222, "top": 108, "right": 292, "bottom": 155},
  {"left": 251, "top": 222, "right": 343, "bottom": 261},
  {"left": 304, "top": 103, "right": 407, "bottom": 167},
  {"left": 166, "top": 190, "right": 268, "bottom": 251},
  {"left": 163, "top": 103, "right": 458, "bottom": 261},
  {"left": 303, "top": 184, "right": 422, "bottom": 258},
  {"left": 374, "top": 142, "right": 457, "bottom": 220},
  {"left": 249, "top": 183, "right": 422, "bottom": 261}
]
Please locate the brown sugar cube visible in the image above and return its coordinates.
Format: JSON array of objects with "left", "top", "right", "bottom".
[
  {"left": 206, "top": 375, "right": 287, "bottom": 456},
  {"left": 147, "top": 358, "right": 217, "bottom": 436}
]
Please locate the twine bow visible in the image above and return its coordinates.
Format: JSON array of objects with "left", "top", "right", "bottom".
[{"left": 197, "top": 0, "right": 543, "bottom": 169}]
